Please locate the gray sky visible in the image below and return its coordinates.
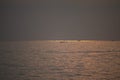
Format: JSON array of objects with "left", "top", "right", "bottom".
[{"left": 0, "top": 0, "right": 120, "bottom": 41}]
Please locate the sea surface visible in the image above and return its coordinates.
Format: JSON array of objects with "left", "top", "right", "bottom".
[{"left": 0, "top": 40, "right": 120, "bottom": 80}]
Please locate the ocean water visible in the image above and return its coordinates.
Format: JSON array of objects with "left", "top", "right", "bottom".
[{"left": 0, "top": 40, "right": 120, "bottom": 80}]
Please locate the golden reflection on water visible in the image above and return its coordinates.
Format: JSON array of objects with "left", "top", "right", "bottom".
[
  {"left": 21, "top": 40, "right": 120, "bottom": 80},
  {"left": 0, "top": 40, "right": 120, "bottom": 80}
]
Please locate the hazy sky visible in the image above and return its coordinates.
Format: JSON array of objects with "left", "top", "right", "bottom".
[{"left": 0, "top": 0, "right": 120, "bottom": 41}]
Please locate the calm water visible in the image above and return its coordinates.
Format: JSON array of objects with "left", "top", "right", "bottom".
[{"left": 0, "top": 40, "right": 120, "bottom": 80}]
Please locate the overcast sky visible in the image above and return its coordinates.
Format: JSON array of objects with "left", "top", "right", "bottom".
[{"left": 0, "top": 0, "right": 120, "bottom": 41}]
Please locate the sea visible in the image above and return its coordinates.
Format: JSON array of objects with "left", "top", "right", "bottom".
[{"left": 0, "top": 40, "right": 120, "bottom": 80}]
